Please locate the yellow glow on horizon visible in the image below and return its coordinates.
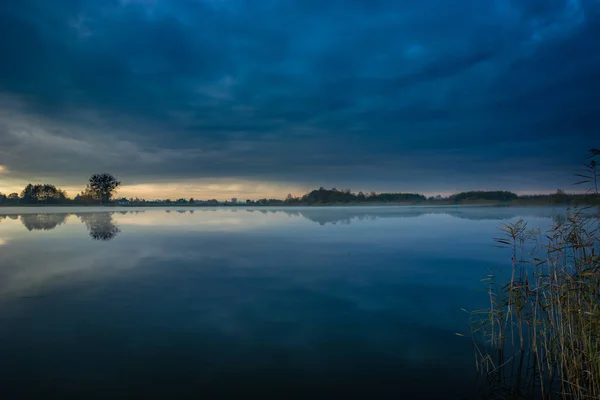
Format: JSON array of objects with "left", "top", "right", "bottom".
[
  {"left": 0, "top": 165, "right": 6, "bottom": 173},
  {"left": 113, "top": 180, "right": 311, "bottom": 201},
  {"left": 0, "top": 179, "right": 311, "bottom": 201}
]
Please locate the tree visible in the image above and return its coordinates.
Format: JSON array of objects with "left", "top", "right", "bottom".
[
  {"left": 300, "top": 187, "right": 425, "bottom": 204},
  {"left": 21, "top": 184, "right": 35, "bottom": 202},
  {"left": 88, "top": 173, "right": 121, "bottom": 204},
  {"left": 75, "top": 187, "right": 100, "bottom": 204},
  {"left": 552, "top": 189, "right": 569, "bottom": 204},
  {"left": 20, "top": 183, "right": 67, "bottom": 204},
  {"left": 8, "top": 193, "right": 19, "bottom": 200},
  {"left": 451, "top": 190, "right": 518, "bottom": 203}
]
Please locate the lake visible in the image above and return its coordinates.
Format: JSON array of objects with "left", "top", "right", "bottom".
[{"left": 0, "top": 206, "right": 564, "bottom": 398}]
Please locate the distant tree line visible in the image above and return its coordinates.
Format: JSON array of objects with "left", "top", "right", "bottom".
[
  {"left": 283, "top": 187, "right": 427, "bottom": 204},
  {"left": 0, "top": 173, "right": 121, "bottom": 205},
  {"left": 0, "top": 174, "right": 597, "bottom": 206},
  {"left": 449, "top": 190, "right": 518, "bottom": 202}
]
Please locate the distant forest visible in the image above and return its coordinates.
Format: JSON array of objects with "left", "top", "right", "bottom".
[{"left": 0, "top": 176, "right": 598, "bottom": 206}]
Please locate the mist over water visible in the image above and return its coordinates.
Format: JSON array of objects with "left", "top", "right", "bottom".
[{"left": 0, "top": 206, "right": 565, "bottom": 398}]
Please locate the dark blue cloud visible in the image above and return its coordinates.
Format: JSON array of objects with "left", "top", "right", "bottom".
[{"left": 0, "top": 0, "right": 598, "bottom": 192}]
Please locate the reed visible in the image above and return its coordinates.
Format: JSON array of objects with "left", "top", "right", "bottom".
[{"left": 471, "top": 149, "right": 600, "bottom": 399}]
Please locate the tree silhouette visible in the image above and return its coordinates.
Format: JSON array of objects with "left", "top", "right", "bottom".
[
  {"left": 450, "top": 191, "right": 518, "bottom": 202},
  {"left": 88, "top": 173, "right": 121, "bottom": 204},
  {"left": 300, "top": 187, "right": 426, "bottom": 203},
  {"left": 20, "top": 184, "right": 67, "bottom": 204}
]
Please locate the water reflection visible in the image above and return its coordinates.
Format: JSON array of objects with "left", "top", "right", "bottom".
[
  {"left": 0, "top": 205, "right": 571, "bottom": 398},
  {"left": 1, "top": 212, "right": 120, "bottom": 240},
  {"left": 77, "top": 213, "right": 121, "bottom": 241},
  {"left": 273, "top": 206, "right": 567, "bottom": 224},
  {"left": 20, "top": 213, "right": 68, "bottom": 231},
  {"left": 0, "top": 206, "right": 565, "bottom": 230},
  {"left": 0, "top": 206, "right": 571, "bottom": 240}
]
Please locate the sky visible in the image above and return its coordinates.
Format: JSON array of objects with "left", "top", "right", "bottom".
[{"left": 0, "top": 0, "right": 598, "bottom": 200}]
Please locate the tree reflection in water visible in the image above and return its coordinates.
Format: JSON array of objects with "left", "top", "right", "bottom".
[
  {"left": 19, "top": 214, "right": 68, "bottom": 231},
  {"left": 77, "top": 213, "right": 121, "bottom": 241},
  {"left": 1, "top": 212, "right": 130, "bottom": 240}
]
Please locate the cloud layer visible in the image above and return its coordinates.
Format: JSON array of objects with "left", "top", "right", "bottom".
[{"left": 0, "top": 0, "right": 598, "bottom": 197}]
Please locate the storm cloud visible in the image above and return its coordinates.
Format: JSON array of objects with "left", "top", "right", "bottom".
[{"left": 0, "top": 0, "right": 598, "bottom": 196}]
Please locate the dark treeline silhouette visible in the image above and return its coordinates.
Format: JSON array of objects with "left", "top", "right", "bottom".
[
  {"left": 1, "top": 187, "right": 597, "bottom": 206},
  {"left": 1, "top": 172, "right": 598, "bottom": 207},
  {"left": 0, "top": 173, "right": 121, "bottom": 206},
  {"left": 449, "top": 190, "right": 518, "bottom": 202},
  {"left": 20, "top": 184, "right": 68, "bottom": 204},
  {"left": 288, "top": 187, "right": 426, "bottom": 204}
]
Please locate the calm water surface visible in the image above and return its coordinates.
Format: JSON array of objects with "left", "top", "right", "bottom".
[{"left": 0, "top": 206, "right": 563, "bottom": 398}]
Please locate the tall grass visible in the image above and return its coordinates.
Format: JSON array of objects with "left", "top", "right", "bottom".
[{"left": 471, "top": 149, "right": 600, "bottom": 399}]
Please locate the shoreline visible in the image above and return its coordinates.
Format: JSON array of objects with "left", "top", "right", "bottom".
[{"left": 0, "top": 201, "right": 587, "bottom": 209}]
